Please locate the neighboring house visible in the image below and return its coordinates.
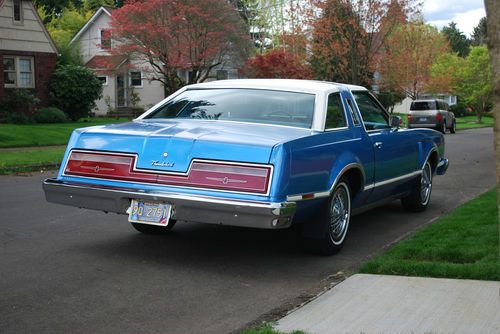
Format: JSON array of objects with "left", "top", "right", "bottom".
[
  {"left": 70, "top": 6, "right": 165, "bottom": 116},
  {"left": 0, "top": 0, "right": 58, "bottom": 107},
  {"left": 71, "top": 6, "right": 241, "bottom": 116}
]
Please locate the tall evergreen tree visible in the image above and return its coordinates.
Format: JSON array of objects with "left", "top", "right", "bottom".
[
  {"left": 442, "top": 22, "right": 470, "bottom": 57},
  {"left": 471, "top": 17, "right": 487, "bottom": 46}
]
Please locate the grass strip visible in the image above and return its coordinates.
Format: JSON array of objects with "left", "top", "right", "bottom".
[
  {"left": 0, "top": 118, "right": 128, "bottom": 148},
  {"left": 360, "top": 189, "right": 500, "bottom": 281},
  {"left": 0, "top": 147, "right": 65, "bottom": 174},
  {"left": 241, "top": 324, "right": 305, "bottom": 334},
  {"left": 456, "top": 115, "right": 493, "bottom": 130}
]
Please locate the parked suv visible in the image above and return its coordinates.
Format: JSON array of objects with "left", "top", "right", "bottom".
[{"left": 408, "top": 99, "right": 456, "bottom": 134}]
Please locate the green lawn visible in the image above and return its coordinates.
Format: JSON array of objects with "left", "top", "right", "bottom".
[
  {"left": 0, "top": 118, "right": 128, "bottom": 148},
  {"left": 360, "top": 189, "right": 500, "bottom": 281},
  {"left": 0, "top": 147, "right": 66, "bottom": 174},
  {"left": 456, "top": 115, "right": 494, "bottom": 130}
]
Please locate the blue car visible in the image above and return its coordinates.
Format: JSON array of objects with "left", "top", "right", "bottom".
[{"left": 43, "top": 79, "right": 448, "bottom": 255}]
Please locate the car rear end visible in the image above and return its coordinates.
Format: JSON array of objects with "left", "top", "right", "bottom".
[{"left": 407, "top": 100, "right": 444, "bottom": 131}]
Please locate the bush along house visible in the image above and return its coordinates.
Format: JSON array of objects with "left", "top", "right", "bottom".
[{"left": 0, "top": 0, "right": 58, "bottom": 109}]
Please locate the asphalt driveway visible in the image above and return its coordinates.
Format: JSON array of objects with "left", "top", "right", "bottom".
[{"left": 0, "top": 127, "right": 495, "bottom": 334}]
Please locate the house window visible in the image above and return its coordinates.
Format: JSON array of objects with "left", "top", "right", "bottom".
[
  {"left": 97, "top": 75, "right": 108, "bottom": 85},
  {"left": 3, "top": 56, "right": 34, "bottom": 88},
  {"left": 130, "top": 71, "right": 142, "bottom": 87},
  {"left": 13, "top": 0, "right": 22, "bottom": 23},
  {"left": 100, "top": 29, "right": 111, "bottom": 49}
]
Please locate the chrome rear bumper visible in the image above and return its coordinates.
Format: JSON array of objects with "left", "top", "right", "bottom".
[{"left": 43, "top": 179, "right": 296, "bottom": 229}]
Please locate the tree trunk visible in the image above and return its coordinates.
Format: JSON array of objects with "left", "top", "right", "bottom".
[{"left": 484, "top": 0, "right": 500, "bottom": 255}]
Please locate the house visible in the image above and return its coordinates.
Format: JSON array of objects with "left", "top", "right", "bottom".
[
  {"left": 0, "top": 0, "right": 58, "bottom": 107},
  {"left": 70, "top": 6, "right": 165, "bottom": 116},
  {"left": 71, "top": 6, "right": 242, "bottom": 116}
]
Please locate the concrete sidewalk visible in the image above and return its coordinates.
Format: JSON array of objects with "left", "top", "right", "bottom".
[{"left": 276, "top": 274, "right": 500, "bottom": 334}]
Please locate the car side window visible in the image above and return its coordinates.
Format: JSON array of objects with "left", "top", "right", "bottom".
[
  {"left": 325, "top": 93, "right": 347, "bottom": 129},
  {"left": 352, "top": 92, "right": 389, "bottom": 130}
]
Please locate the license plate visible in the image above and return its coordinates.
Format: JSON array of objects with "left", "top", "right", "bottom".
[
  {"left": 420, "top": 117, "right": 428, "bottom": 122},
  {"left": 128, "top": 200, "right": 172, "bottom": 226}
]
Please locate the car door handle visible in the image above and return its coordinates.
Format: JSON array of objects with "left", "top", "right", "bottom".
[{"left": 374, "top": 142, "right": 383, "bottom": 148}]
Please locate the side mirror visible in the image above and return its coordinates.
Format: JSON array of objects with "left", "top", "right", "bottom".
[{"left": 390, "top": 116, "right": 401, "bottom": 128}]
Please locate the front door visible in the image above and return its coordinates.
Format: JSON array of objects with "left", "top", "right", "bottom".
[
  {"left": 351, "top": 91, "right": 418, "bottom": 200},
  {"left": 116, "top": 74, "right": 127, "bottom": 107}
]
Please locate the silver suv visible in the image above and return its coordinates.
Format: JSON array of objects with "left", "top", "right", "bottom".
[{"left": 408, "top": 100, "right": 456, "bottom": 134}]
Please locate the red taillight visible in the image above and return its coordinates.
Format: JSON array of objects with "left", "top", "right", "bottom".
[
  {"left": 436, "top": 113, "right": 443, "bottom": 122},
  {"left": 64, "top": 150, "right": 272, "bottom": 194}
]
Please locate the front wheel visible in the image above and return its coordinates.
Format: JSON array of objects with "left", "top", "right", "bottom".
[
  {"left": 303, "top": 179, "right": 351, "bottom": 255},
  {"left": 401, "top": 162, "right": 432, "bottom": 212},
  {"left": 131, "top": 219, "right": 177, "bottom": 234}
]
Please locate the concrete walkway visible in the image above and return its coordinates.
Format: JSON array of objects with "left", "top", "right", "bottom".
[{"left": 276, "top": 274, "right": 500, "bottom": 334}]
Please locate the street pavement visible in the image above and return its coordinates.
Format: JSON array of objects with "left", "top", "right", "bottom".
[
  {"left": 277, "top": 274, "right": 500, "bottom": 334},
  {"left": 0, "top": 128, "right": 495, "bottom": 334}
]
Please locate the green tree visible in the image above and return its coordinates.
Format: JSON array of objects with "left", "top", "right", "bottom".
[
  {"left": 428, "top": 52, "right": 464, "bottom": 94},
  {"left": 442, "top": 22, "right": 470, "bottom": 57},
  {"left": 83, "top": 0, "right": 114, "bottom": 12},
  {"left": 471, "top": 17, "right": 487, "bottom": 46},
  {"left": 50, "top": 65, "right": 103, "bottom": 121},
  {"left": 34, "top": 0, "right": 83, "bottom": 19},
  {"left": 456, "top": 46, "right": 493, "bottom": 122}
]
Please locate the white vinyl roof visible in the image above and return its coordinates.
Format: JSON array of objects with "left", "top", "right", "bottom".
[{"left": 188, "top": 79, "right": 367, "bottom": 94}]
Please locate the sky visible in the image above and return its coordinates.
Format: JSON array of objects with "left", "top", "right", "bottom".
[{"left": 423, "top": 0, "right": 486, "bottom": 37}]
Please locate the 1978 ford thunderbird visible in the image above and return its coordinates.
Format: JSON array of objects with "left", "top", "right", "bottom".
[{"left": 43, "top": 79, "right": 448, "bottom": 255}]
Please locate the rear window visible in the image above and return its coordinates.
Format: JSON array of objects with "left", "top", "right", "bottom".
[
  {"left": 410, "top": 101, "right": 437, "bottom": 111},
  {"left": 146, "top": 88, "right": 316, "bottom": 128}
]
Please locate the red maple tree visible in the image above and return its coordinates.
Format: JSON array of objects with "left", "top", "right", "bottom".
[
  {"left": 105, "top": 0, "right": 250, "bottom": 94},
  {"left": 241, "top": 48, "right": 313, "bottom": 79}
]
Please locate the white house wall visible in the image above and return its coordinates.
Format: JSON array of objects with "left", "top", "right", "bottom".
[
  {"left": 0, "top": 0, "right": 57, "bottom": 53},
  {"left": 77, "top": 12, "right": 111, "bottom": 64},
  {"left": 392, "top": 97, "right": 413, "bottom": 114}
]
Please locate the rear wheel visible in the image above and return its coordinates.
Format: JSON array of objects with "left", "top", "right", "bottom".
[
  {"left": 131, "top": 219, "right": 177, "bottom": 234},
  {"left": 401, "top": 161, "right": 432, "bottom": 212},
  {"left": 303, "top": 179, "right": 351, "bottom": 255},
  {"left": 450, "top": 120, "right": 456, "bottom": 134},
  {"left": 440, "top": 121, "right": 447, "bottom": 134}
]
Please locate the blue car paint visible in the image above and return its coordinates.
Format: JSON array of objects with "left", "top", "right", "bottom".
[{"left": 56, "top": 88, "right": 446, "bottom": 223}]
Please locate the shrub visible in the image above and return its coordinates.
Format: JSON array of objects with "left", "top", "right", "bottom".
[
  {"left": 0, "top": 89, "right": 39, "bottom": 124},
  {"left": 50, "top": 65, "right": 103, "bottom": 121},
  {"left": 450, "top": 102, "right": 467, "bottom": 117},
  {"left": 34, "top": 107, "right": 69, "bottom": 123}
]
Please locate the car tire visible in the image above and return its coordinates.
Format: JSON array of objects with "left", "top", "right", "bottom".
[
  {"left": 401, "top": 161, "right": 432, "bottom": 212},
  {"left": 303, "top": 178, "right": 351, "bottom": 255},
  {"left": 131, "top": 219, "right": 177, "bottom": 234},
  {"left": 450, "top": 120, "right": 456, "bottom": 134},
  {"left": 440, "top": 121, "right": 446, "bottom": 134}
]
